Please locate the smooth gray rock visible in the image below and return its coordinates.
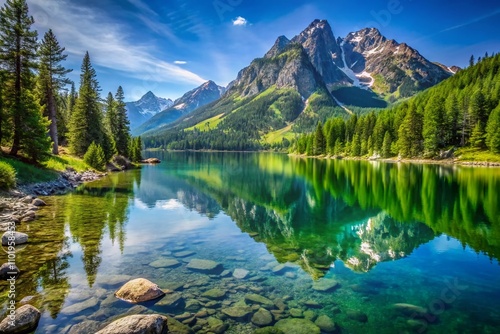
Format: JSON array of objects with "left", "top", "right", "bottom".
[
  {"left": 0, "top": 304, "right": 41, "bottom": 334},
  {"left": 95, "top": 314, "right": 168, "bottom": 334},
  {"left": 2, "top": 232, "right": 28, "bottom": 246},
  {"left": 115, "top": 278, "right": 165, "bottom": 303}
]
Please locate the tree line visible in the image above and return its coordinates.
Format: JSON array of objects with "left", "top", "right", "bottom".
[
  {"left": 0, "top": 0, "right": 142, "bottom": 169},
  {"left": 293, "top": 53, "right": 500, "bottom": 158}
]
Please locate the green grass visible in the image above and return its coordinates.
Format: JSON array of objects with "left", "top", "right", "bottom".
[
  {"left": 0, "top": 155, "right": 58, "bottom": 184},
  {"left": 186, "top": 113, "right": 225, "bottom": 132},
  {"left": 0, "top": 147, "right": 92, "bottom": 185},
  {"left": 455, "top": 147, "right": 500, "bottom": 163},
  {"left": 263, "top": 124, "right": 295, "bottom": 144}
]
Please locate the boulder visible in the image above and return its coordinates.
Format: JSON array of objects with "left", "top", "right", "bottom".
[
  {"left": 155, "top": 293, "right": 184, "bottom": 309},
  {"left": 392, "top": 303, "right": 428, "bottom": 317},
  {"left": 61, "top": 297, "right": 99, "bottom": 315},
  {"left": 245, "top": 294, "right": 274, "bottom": 308},
  {"left": 115, "top": 278, "right": 165, "bottom": 303},
  {"left": 201, "top": 288, "right": 226, "bottom": 300},
  {"left": 233, "top": 268, "right": 250, "bottom": 279},
  {"left": 346, "top": 310, "right": 368, "bottom": 323},
  {"left": 186, "top": 259, "right": 222, "bottom": 273},
  {"left": 141, "top": 158, "right": 161, "bottom": 164},
  {"left": 221, "top": 305, "right": 253, "bottom": 320},
  {"left": 2, "top": 232, "right": 28, "bottom": 246},
  {"left": 274, "top": 318, "right": 321, "bottom": 334},
  {"left": 315, "top": 315, "right": 336, "bottom": 333},
  {"left": 148, "top": 259, "right": 180, "bottom": 269},
  {"left": 252, "top": 308, "right": 274, "bottom": 327},
  {"left": 312, "top": 279, "right": 339, "bottom": 292},
  {"left": 0, "top": 304, "right": 41, "bottom": 334},
  {"left": 95, "top": 314, "right": 168, "bottom": 334},
  {"left": 0, "top": 263, "right": 20, "bottom": 280},
  {"left": 31, "top": 198, "right": 46, "bottom": 207}
]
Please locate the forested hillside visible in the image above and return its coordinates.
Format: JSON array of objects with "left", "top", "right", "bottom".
[{"left": 293, "top": 53, "right": 500, "bottom": 159}]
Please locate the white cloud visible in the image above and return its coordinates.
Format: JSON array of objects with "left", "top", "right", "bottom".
[
  {"left": 29, "top": 0, "right": 205, "bottom": 86},
  {"left": 232, "top": 16, "right": 248, "bottom": 26},
  {"left": 174, "top": 60, "right": 187, "bottom": 65}
]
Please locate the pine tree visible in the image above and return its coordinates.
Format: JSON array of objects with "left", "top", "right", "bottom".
[
  {"left": 398, "top": 105, "right": 422, "bottom": 157},
  {"left": 469, "top": 55, "right": 475, "bottom": 67},
  {"left": 68, "top": 52, "right": 103, "bottom": 156},
  {"left": 382, "top": 131, "right": 392, "bottom": 158},
  {"left": 423, "top": 94, "right": 444, "bottom": 157},
  {"left": 84, "top": 141, "right": 106, "bottom": 171},
  {"left": 314, "top": 122, "right": 326, "bottom": 155},
  {"left": 486, "top": 103, "right": 500, "bottom": 153},
  {"left": 67, "top": 82, "right": 77, "bottom": 116},
  {"left": 0, "top": 0, "right": 44, "bottom": 157},
  {"left": 37, "top": 29, "right": 71, "bottom": 154},
  {"left": 114, "top": 86, "right": 130, "bottom": 156}
]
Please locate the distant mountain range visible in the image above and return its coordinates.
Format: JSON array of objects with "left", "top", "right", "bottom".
[
  {"left": 126, "top": 91, "right": 173, "bottom": 130},
  {"left": 132, "top": 81, "right": 225, "bottom": 136},
  {"left": 138, "top": 19, "right": 458, "bottom": 147}
]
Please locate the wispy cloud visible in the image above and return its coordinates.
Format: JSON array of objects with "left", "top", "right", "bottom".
[
  {"left": 174, "top": 60, "right": 187, "bottom": 65},
  {"left": 232, "top": 16, "right": 248, "bottom": 26},
  {"left": 29, "top": 0, "right": 205, "bottom": 87},
  {"left": 440, "top": 9, "right": 500, "bottom": 33}
]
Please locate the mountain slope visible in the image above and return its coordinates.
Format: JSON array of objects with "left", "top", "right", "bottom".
[
  {"left": 143, "top": 19, "right": 458, "bottom": 151},
  {"left": 133, "top": 81, "right": 225, "bottom": 135},
  {"left": 341, "top": 28, "right": 453, "bottom": 98},
  {"left": 126, "top": 91, "right": 173, "bottom": 130}
]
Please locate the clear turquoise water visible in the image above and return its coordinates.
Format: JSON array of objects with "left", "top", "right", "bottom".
[{"left": 1, "top": 152, "right": 499, "bottom": 333}]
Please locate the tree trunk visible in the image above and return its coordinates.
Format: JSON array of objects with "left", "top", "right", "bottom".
[
  {"left": 9, "top": 26, "right": 22, "bottom": 157},
  {"left": 48, "top": 90, "right": 59, "bottom": 154}
]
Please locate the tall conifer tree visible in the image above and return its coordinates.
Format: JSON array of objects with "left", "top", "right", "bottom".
[{"left": 38, "top": 29, "right": 71, "bottom": 154}]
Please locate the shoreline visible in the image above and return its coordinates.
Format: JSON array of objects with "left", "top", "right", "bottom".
[{"left": 287, "top": 153, "right": 500, "bottom": 167}]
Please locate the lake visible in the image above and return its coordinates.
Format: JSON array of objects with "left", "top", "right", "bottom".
[{"left": 2, "top": 152, "right": 500, "bottom": 333}]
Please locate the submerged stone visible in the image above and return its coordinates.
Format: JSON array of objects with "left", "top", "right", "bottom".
[
  {"left": 95, "top": 314, "right": 169, "bottom": 334},
  {"left": 61, "top": 297, "right": 99, "bottom": 315},
  {"left": 245, "top": 294, "right": 274, "bottom": 308},
  {"left": 186, "top": 259, "right": 222, "bottom": 273},
  {"left": 253, "top": 327, "right": 285, "bottom": 334},
  {"left": 149, "top": 259, "right": 180, "bottom": 268},
  {"left": 346, "top": 310, "right": 368, "bottom": 323},
  {"left": 202, "top": 288, "right": 226, "bottom": 300},
  {"left": 252, "top": 308, "right": 274, "bottom": 327},
  {"left": 222, "top": 305, "right": 253, "bottom": 320},
  {"left": 233, "top": 268, "right": 250, "bottom": 279},
  {"left": 274, "top": 318, "right": 321, "bottom": 334},
  {"left": 315, "top": 314, "right": 336, "bottom": 333},
  {"left": 173, "top": 251, "right": 196, "bottom": 258},
  {"left": 312, "top": 279, "right": 339, "bottom": 292}
]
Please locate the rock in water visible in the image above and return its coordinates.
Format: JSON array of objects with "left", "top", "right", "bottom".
[
  {"left": 221, "top": 305, "right": 253, "bottom": 320},
  {"left": 149, "top": 259, "right": 180, "bottom": 268},
  {"left": 1, "top": 231, "right": 28, "bottom": 246},
  {"left": 0, "top": 263, "right": 20, "bottom": 280},
  {"left": 315, "top": 315, "right": 336, "bottom": 333},
  {"left": 311, "top": 279, "right": 339, "bottom": 292},
  {"left": 95, "top": 314, "right": 169, "bottom": 334},
  {"left": 0, "top": 304, "right": 41, "bottom": 334},
  {"left": 186, "top": 259, "right": 222, "bottom": 273},
  {"left": 31, "top": 198, "right": 46, "bottom": 206},
  {"left": 346, "top": 310, "right": 368, "bottom": 323},
  {"left": 115, "top": 278, "right": 165, "bottom": 303},
  {"left": 254, "top": 327, "right": 285, "bottom": 334},
  {"left": 274, "top": 318, "right": 321, "bottom": 334},
  {"left": 392, "top": 303, "right": 428, "bottom": 317},
  {"left": 233, "top": 268, "right": 250, "bottom": 279},
  {"left": 201, "top": 288, "right": 226, "bottom": 300},
  {"left": 252, "top": 308, "right": 274, "bottom": 327},
  {"left": 245, "top": 294, "right": 274, "bottom": 308}
]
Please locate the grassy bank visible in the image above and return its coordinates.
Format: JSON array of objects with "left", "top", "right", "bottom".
[{"left": 0, "top": 147, "right": 92, "bottom": 185}]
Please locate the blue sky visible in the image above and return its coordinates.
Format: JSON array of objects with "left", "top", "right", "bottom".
[{"left": 20, "top": 0, "right": 500, "bottom": 101}]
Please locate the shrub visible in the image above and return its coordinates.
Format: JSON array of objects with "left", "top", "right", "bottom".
[
  {"left": 0, "top": 161, "right": 17, "bottom": 190},
  {"left": 83, "top": 142, "right": 107, "bottom": 171}
]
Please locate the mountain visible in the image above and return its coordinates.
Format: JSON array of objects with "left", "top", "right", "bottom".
[
  {"left": 340, "top": 27, "right": 454, "bottom": 98},
  {"left": 133, "top": 81, "right": 225, "bottom": 136},
  {"left": 126, "top": 91, "right": 173, "bottom": 130},
  {"left": 143, "top": 19, "right": 457, "bottom": 151}
]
